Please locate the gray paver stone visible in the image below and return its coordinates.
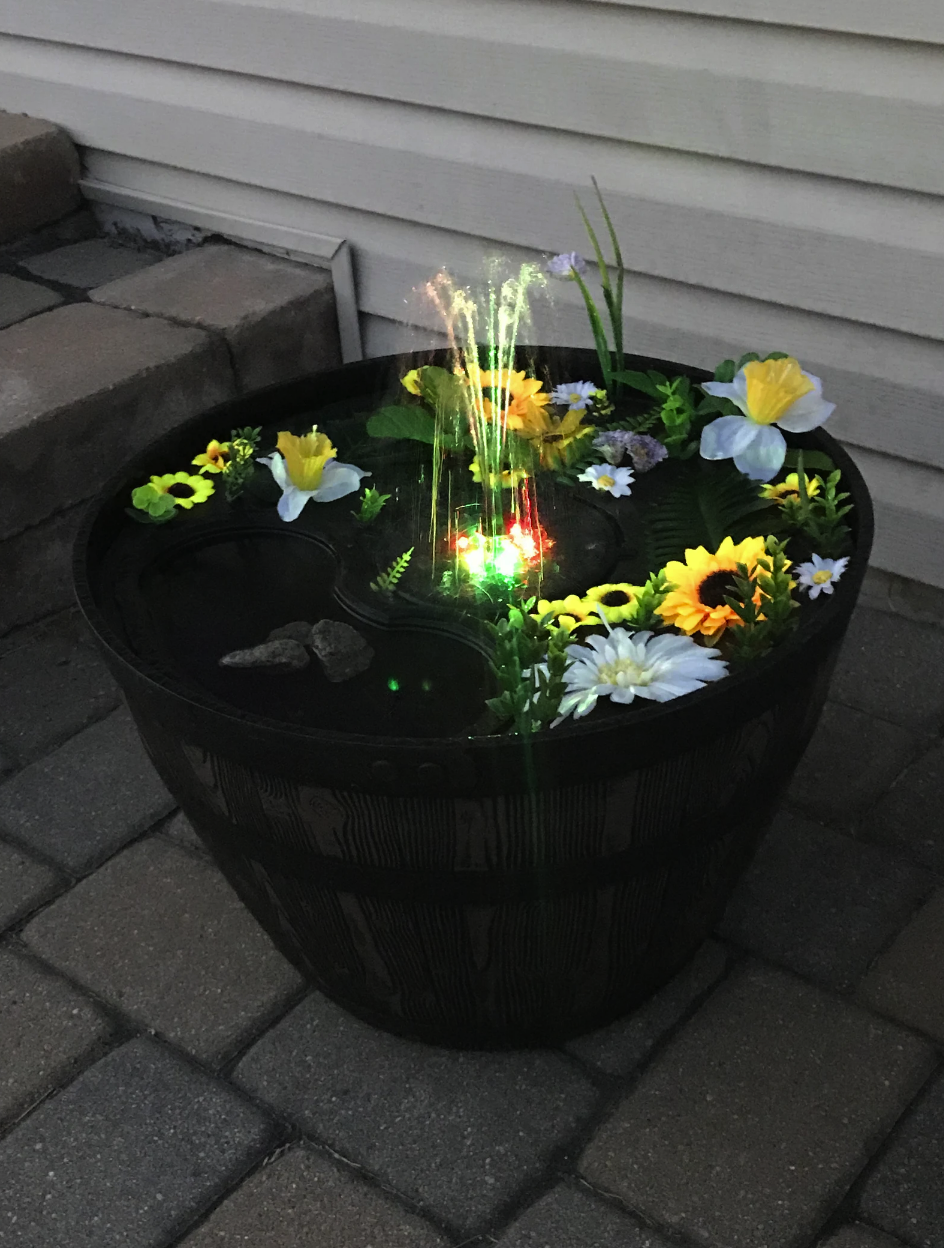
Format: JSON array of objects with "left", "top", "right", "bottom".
[
  {"left": 0, "top": 112, "right": 80, "bottom": 243},
  {"left": 858, "top": 888, "right": 944, "bottom": 1042},
  {"left": 0, "top": 1036, "right": 273, "bottom": 1248},
  {"left": 22, "top": 836, "right": 303, "bottom": 1064},
  {"left": 862, "top": 742, "right": 944, "bottom": 873},
  {"left": 494, "top": 1184, "right": 672, "bottom": 1247},
  {"left": 0, "top": 705, "right": 174, "bottom": 871},
  {"left": 0, "top": 945, "right": 110, "bottom": 1125},
  {"left": 859, "top": 1071, "right": 944, "bottom": 1248},
  {"left": 20, "top": 239, "right": 161, "bottom": 288},
  {"left": 567, "top": 940, "right": 729, "bottom": 1075},
  {"left": 0, "top": 611, "right": 120, "bottom": 761},
  {"left": 580, "top": 962, "right": 934, "bottom": 1248},
  {"left": 788, "top": 702, "right": 919, "bottom": 828},
  {"left": 162, "top": 809, "right": 207, "bottom": 854},
  {"left": 0, "top": 838, "right": 61, "bottom": 930},
  {"left": 235, "top": 993, "right": 598, "bottom": 1232},
  {"left": 718, "top": 810, "right": 933, "bottom": 990},
  {"left": 0, "top": 502, "right": 87, "bottom": 635},
  {"left": 0, "top": 273, "right": 62, "bottom": 330},
  {"left": 180, "top": 1145, "right": 449, "bottom": 1247},
  {"left": 0, "top": 301, "right": 235, "bottom": 538},
  {"left": 819, "top": 1227, "right": 908, "bottom": 1248},
  {"left": 831, "top": 608, "right": 944, "bottom": 732},
  {"left": 91, "top": 243, "right": 341, "bottom": 391}
]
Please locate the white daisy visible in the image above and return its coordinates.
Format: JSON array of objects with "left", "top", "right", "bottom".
[
  {"left": 578, "top": 463, "right": 634, "bottom": 498},
  {"left": 796, "top": 554, "right": 849, "bottom": 599},
  {"left": 551, "top": 381, "right": 597, "bottom": 411},
  {"left": 699, "top": 356, "right": 835, "bottom": 482},
  {"left": 553, "top": 627, "right": 727, "bottom": 724}
]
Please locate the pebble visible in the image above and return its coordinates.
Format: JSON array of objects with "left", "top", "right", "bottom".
[
  {"left": 309, "top": 620, "right": 374, "bottom": 682},
  {"left": 267, "top": 620, "right": 314, "bottom": 644},
  {"left": 218, "top": 639, "right": 310, "bottom": 671}
]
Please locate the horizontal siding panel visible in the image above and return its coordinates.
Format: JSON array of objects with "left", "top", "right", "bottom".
[
  {"left": 1, "top": 3, "right": 943, "bottom": 193},
  {"left": 83, "top": 152, "right": 944, "bottom": 473},
  {"left": 593, "top": 0, "right": 944, "bottom": 44},
  {"left": 2, "top": 41, "right": 944, "bottom": 342}
]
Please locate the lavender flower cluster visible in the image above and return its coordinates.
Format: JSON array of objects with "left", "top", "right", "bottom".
[{"left": 593, "top": 431, "right": 668, "bottom": 472}]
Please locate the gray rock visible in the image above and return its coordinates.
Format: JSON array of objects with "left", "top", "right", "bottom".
[
  {"left": 219, "top": 639, "right": 309, "bottom": 671},
  {"left": 309, "top": 620, "right": 374, "bottom": 682},
  {"left": 267, "top": 620, "right": 313, "bottom": 645}
]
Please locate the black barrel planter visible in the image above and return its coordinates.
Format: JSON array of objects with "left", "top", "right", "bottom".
[{"left": 74, "top": 348, "right": 873, "bottom": 1048}]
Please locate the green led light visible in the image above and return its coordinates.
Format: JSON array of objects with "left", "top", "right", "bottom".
[
  {"left": 387, "top": 677, "right": 400, "bottom": 692},
  {"left": 421, "top": 679, "right": 433, "bottom": 692}
]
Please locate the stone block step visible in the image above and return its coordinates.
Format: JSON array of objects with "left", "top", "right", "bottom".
[{"left": 0, "top": 112, "right": 80, "bottom": 244}]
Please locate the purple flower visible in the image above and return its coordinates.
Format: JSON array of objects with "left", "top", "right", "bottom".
[
  {"left": 546, "top": 252, "right": 588, "bottom": 280},
  {"left": 592, "top": 430, "right": 633, "bottom": 465},
  {"left": 626, "top": 434, "right": 668, "bottom": 472}
]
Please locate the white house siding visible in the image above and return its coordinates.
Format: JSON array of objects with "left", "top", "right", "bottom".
[{"left": 0, "top": 0, "right": 942, "bottom": 584}]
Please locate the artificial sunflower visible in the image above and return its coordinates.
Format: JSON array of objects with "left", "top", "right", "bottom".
[
  {"left": 532, "top": 594, "right": 596, "bottom": 632},
  {"left": 192, "top": 439, "right": 231, "bottom": 475},
  {"left": 657, "top": 536, "right": 776, "bottom": 641},
  {"left": 509, "top": 406, "right": 594, "bottom": 470},
  {"left": 467, "top": 367, "right": 552, "bottom": 426},
  {"left": 760, "top": 473, "right": 822, "bottom": 503},
  {"left": 149, "top": 472, "right": 215, "bottom": 509},
  {"left": 584, "top": 583, "right": 642, "bottom": 625}
]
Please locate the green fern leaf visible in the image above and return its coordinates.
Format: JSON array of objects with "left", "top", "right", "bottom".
[{"left": 643, "top": 465, "right": 781, "bottom": 569}]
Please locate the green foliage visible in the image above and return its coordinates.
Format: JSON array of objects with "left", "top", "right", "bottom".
[
  {"left": 129, "top": 483, "right": 177, "bottom": 523},
  {"left": 223, "top": 426, "right": 262, "bottom": 502},
  {"left": 608, "top": 369, "right": 726, "bottom": 453},
  {"left": 624, "top": 570, "right": 672, "bottom": 630},
  {"left": 643, "top": 464, "right": 779, "bottom": 568},
  {"left": 367, "top": 406, "right": 437, "bottom": 444},
  {"left": 723, "top": 537, "right": 799, "bottom": 664},
  {"left": 783, "top": 448, "right": 836, "bottom": 474},
  {"left": 780, "top": 454, "right": 853, "bottom": 558},
  {"left": 573, "top": 179, "right": 626, "bottom": 391},
  {"left": 370, "top": 547, "right": 413, "bottom": 594},
  {"left": 351, "top": 486, "right": 391, "bottom": 523},
  {"left": 485, "top": 600, "right": 571, "bottom": 735}
]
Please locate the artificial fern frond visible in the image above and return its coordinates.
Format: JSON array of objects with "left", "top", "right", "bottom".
[
  {"left": 643, "top": 465, "right": 781, "bottom": 568},
  {"left": 370, "top": 547, "right": 414, "bottom": 594}
]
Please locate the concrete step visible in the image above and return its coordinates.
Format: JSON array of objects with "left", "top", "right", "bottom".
[
  {"left": 0, "top": 241, "right": 341, "bottom": 636},
  {"left": 0, "top": 112, "right": 80, "bottom": 244}
]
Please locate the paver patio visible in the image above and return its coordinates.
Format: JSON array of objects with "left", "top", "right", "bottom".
[{"left": 0, "top": 598, "right": 942, "bottom": 1248}]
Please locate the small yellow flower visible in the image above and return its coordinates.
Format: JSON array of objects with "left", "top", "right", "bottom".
[
  {"left": 760, "top": 473, "right": 822, "bottom": 503},
  {"left": 149, "top": 472, "right": 215, "bottom": 509},
  {"left": 469, "top": 458, "right": 529, "bottom": 488},
  {"left": 401, "top": 368, "right": 422, "bottom": 395},
  {"left": 657, "top": 536, "right": 777, "bottom": 640},
  {"left": 192, "top": 439, "right": 231, "bottom": 475},
  {"left": 276, "top": 427, "right": 338, "bottom": 491},
  {"left": 533, "top": 595, "right": 596, "bottom": 630},
  {"left": 584, "top": 583, "right": 642, "bottom": 625}
]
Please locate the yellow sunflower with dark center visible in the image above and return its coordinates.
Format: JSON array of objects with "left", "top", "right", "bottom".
[
  {"left": 657, "top": 536, "right": 777, "bottom": 641},
  {"left": 509, "top": 406, "right": 594, "bottom": 469},
  {"left": 760, "top": 473, "right": 822, "bottom": 504},
  {"left": 150, "top": 472, "right": 215, "bottom": 509},
  {"left": 584, "top": 583, "right": 642, "bottom": 625},
  {"left": 192, "top": 439, "right": 231, "bottom": 474}
]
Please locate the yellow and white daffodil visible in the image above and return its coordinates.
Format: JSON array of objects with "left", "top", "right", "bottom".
[
  {"left": 258, "top": 427, "right": 369, "bottom": 521},
  {"left": 700, "top": 357, "right": 835, "bottom": 481}
]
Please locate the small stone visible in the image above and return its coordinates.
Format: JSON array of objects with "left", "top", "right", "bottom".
[
  {"left": 219, "top": 639, "right": 309, "bottom": 671},
  {"left": 309, "top": 620, "right": 374, "bottom": 682},
  {"left": 267, "top": 620, "right": 313, "bottom": 645}
]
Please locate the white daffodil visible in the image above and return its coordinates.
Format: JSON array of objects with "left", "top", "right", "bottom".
[
  {"left": 578, "top": 463, "right": 634, "bottom": 498},
  {"left": 258, "top": 427, "right": 369, "bottom": 522},
  {"left": 700, "top": 357, "right": 835, "bottom": 482},
  {"left": 551, "top": 381, "right": 597, "bottom": 411},
  {"left": 552, "top": 626, "right": 726, "bottom": 725},
  {"left": 796, "top": 554, "right": 849, "bottom": 599}
]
